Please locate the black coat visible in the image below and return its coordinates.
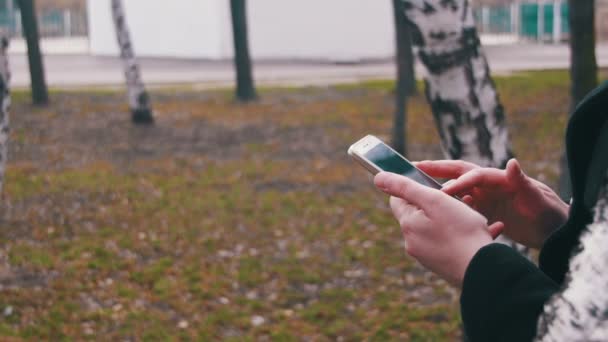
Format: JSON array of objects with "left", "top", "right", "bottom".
[{"left": 461, "top": 81, "right": 608, "bottom": 341}]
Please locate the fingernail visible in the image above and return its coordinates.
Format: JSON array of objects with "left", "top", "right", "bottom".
[
  {"left": 377, "top": 181, "right": 388, "bottom": 191},
  {"left": 374, "top": 176, "right": 383, "bottom": 183}
]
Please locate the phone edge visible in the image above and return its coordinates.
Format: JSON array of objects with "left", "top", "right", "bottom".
[
  {"left": 378, "top": 139, "right": 444, "bottom": 189},
  {"left": 348, "top": 135, "right": 443, "bottom": 189}
]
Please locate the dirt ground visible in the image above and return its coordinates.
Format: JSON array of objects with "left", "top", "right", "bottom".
[{"left": 0, "top": 73, "right": 570, "bottom": 340}]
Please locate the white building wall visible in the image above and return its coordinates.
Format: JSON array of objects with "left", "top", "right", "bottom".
[
  {"left": 244, "top": 0, "right": 395, "bottom": 61},
  {"left": 87, "top": 0, "right": 396, "bottom": 61},
  {"left": 87, "top": 0, "right": 226, "bottom": 58}
]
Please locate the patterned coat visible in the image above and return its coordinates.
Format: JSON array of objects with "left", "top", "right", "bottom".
[{"left": 460, "top": 82, "right": 608, "bottom": 341}]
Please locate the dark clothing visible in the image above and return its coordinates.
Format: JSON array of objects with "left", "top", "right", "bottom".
[{"left": 461, "top": 82, "right": 608, "bottom": 341}]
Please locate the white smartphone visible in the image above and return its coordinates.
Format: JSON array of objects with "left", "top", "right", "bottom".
[{"left": 347, "top": 135, "right": 443, "bottom": 190}]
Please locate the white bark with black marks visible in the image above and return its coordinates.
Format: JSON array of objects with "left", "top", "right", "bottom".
[
  {"left": 399, "top": 0, "right": 525, "bottom": 254},
  {"left": 536, "top": 171, "right": 608, "bottom": 341},
  {"left": 400, "top": 0, "right": 512, "bottom": 167},
  {"left": 0, "top": 37, "right": 10, "bottom": 193},
  {"left": 111, "top": 0, "right": 154, "bottom": 124}
]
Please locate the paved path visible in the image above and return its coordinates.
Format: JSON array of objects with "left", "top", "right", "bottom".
[{"left": 9, "top": 43, "right": 608, "bottom": 89}]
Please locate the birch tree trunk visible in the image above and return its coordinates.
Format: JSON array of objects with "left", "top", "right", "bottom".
[
  {"left": 111, "top": 0, "right": 154, "bottom": 125},
  {"left": 0, "top": 37, "right": 11, "bottom": 193},
  {"left": 17, "top": 0, "right": 48, "bottom": 106},
  {"left": 399, "top": 0, "right": 527, "bottom": 254}
]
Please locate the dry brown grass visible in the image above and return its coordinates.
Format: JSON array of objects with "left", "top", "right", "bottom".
[{"left": 0, "top": 70, "right": 575, "bottom": 340}]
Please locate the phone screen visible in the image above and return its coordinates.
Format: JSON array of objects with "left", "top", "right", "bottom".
[{"left": 364, "top": 143, "right": 442, "bottom": 190}]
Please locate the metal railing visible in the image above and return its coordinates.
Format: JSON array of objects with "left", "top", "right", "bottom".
[
  {"left": 0, "top": 9, "right": 87, "bottom": 38},
  {"left": 473, "top": 1, "right": 569, "bottom": 43}
]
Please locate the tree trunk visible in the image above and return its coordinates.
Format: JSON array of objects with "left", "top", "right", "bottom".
[
  {"left": 17, "top": 0, "right": 48, "bottom": 106},
  {"left": 395, "top": 0, "right": 417, "bottom": 97},
  {"left": 558, "top": 0, "right": 597, "bottom": 201},
  {"left": 401, "top": 0, "right": 513, "bottom": 167},
  {"left": 392, "top": 0, "right": 417, "bottom": 156},
  {"left": 0, "top": 37, "right": 10, "bottom": 193},
  {"left": 230, "top": 0, "right": 257, "bottom": 102},
  {"left": 399, "top": 0, "right": 527, "bottom": 256},
  {"left": 110, "top": 0, "right": 154, "bottom": 125}
]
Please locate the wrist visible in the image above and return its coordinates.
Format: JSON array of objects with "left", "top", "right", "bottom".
[
  {"left": 536, "top": 200, "right": 570, "bottom": 247},
  {"left": 452, "top": 234, "right": 493, "bottom": 287}
]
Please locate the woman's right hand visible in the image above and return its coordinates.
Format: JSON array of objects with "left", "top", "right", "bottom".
[{"left": 416, "top": 159, "right": 570, "bottom": 248}]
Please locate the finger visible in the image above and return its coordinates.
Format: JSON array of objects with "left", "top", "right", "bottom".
[
  {"left": 375, "top": 172, "right": 443, "bottom": 211},
  {"left": 506, "top": 158, "right": 527, "bottom": 187},
  {"left": 390, "top": 196, "right": 424, "bottom": 231},
  {"left": 415, "top": 160, "right": 479, "bottom": 179},
  {"left": 443, "top": 179, "right": 456, "bottom": 187},
  {"left": 458, "top": 187, "right": 483, "bottom": 202},
  {"left": 472, "top": 187, "right": 484, "bottom": 199},
  {"left": 390, "top": 196, "right": 413, "bottom": 218},
  {"left": 412, "top": 160, "right": 428, "bottom": 166},
  {"left": 441, "top": 168, "right": 507, "bottom": 195},
  {"left": 488, "top": 221, "right": 505, "bottom": 239},
  {"left": 392, "top": 197, "right": 411, "bottom": 229},
  {"left": 462, "top": 195, "right": 474, "bottom": 206},
  {"left": 460, "top": 195, "right": 479, "bottom": 211},
  {"left": 390, "top": 195, "right": 419, "bottom": 216}
]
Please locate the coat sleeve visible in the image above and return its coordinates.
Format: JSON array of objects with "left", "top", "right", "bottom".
[{"left": 460, "top": 243, "right": 560, "bottom": 342}]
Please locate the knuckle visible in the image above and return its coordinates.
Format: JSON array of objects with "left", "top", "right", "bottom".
[
  {"left": 405, "top": 243, "right": 418, "bottom": 258},
  {"left": 399, "top": 217, "right": 410, "bottom": 231},
  {"left": 389, "top": 196, "right": 400, "bottom": 209},
  {"left": 468, "top": 168, "right": 482, "bottom": 179},
  {"left": 466, "top": 161, "right": 481, "bottom": 170},
  {"left": 427, "top": 192, "right": 442, "bottom": 207},
  {"left": 459, "top": 163, "right": 474, "bottom": 173},
  {"left": 397, "top": 181, "right": 409, "bottom": 198},
  {"left": 481, "top": 216, "right": 489, "bottom": 226},
  {"left": 471, "top": 169, "right": 491, "bottom": 185}
]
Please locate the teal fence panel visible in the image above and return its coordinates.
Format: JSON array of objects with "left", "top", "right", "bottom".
[
  {"left": 473, "top": 7, "right": 482, "bottom": 29},
  {"left": 519, "top": 2, "right": 569, "bottom": 39},
  {"left": 544, "top": 3, "right": 553, "bottom": 35},
  {"left": 0, "top": 5, "right": 88, "bottom": 37},
  {"left": 489, "top": 6, "right": 511, "bottom": 33},
  {"left": 0, "top": 13, "right": 16, "bottom": 35},
  {"left": 521, "top": 3, "right": 538, "bottom": 38},
  {"left": 472, "top": 5, "right": 512, "bottom": 34},
  {"left": 40, "top": 10, "right": 64, "bottom": 37},
  {"left": 561, "top": 2, "right": 569, "bottom": 34}
]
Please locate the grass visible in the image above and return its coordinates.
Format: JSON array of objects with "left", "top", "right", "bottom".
[{"left": 0, "top": 69, "right": 584, "bottom": 340}]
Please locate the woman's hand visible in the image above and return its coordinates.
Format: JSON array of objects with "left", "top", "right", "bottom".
[
  {"left": 416, "top": 159, "right": 569, "bottom": 248},
  {"left": 374, "top": 172, "right": 503, "bottom": 287}
]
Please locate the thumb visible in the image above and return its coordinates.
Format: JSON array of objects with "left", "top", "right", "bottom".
[
  {"left": 506, "top": 159, "right": 526, "bottom": 186},
  {"left": 374, "top": 172, "right": 439, "bottom": 210},
  {"left": 443, "top": 179, "right": 456, "bottom": 188},
  {"left": 488, "top": 221, "right": 505, "bottom": 239}
]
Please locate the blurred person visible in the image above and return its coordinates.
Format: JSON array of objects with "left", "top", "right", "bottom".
[{"left": 373, "top": 82, "right": 608, "bottom": 341}]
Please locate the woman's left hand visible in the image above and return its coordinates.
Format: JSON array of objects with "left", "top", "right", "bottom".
[{"left": 374, "top": 172, "right": 504, "bottom": 287}]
